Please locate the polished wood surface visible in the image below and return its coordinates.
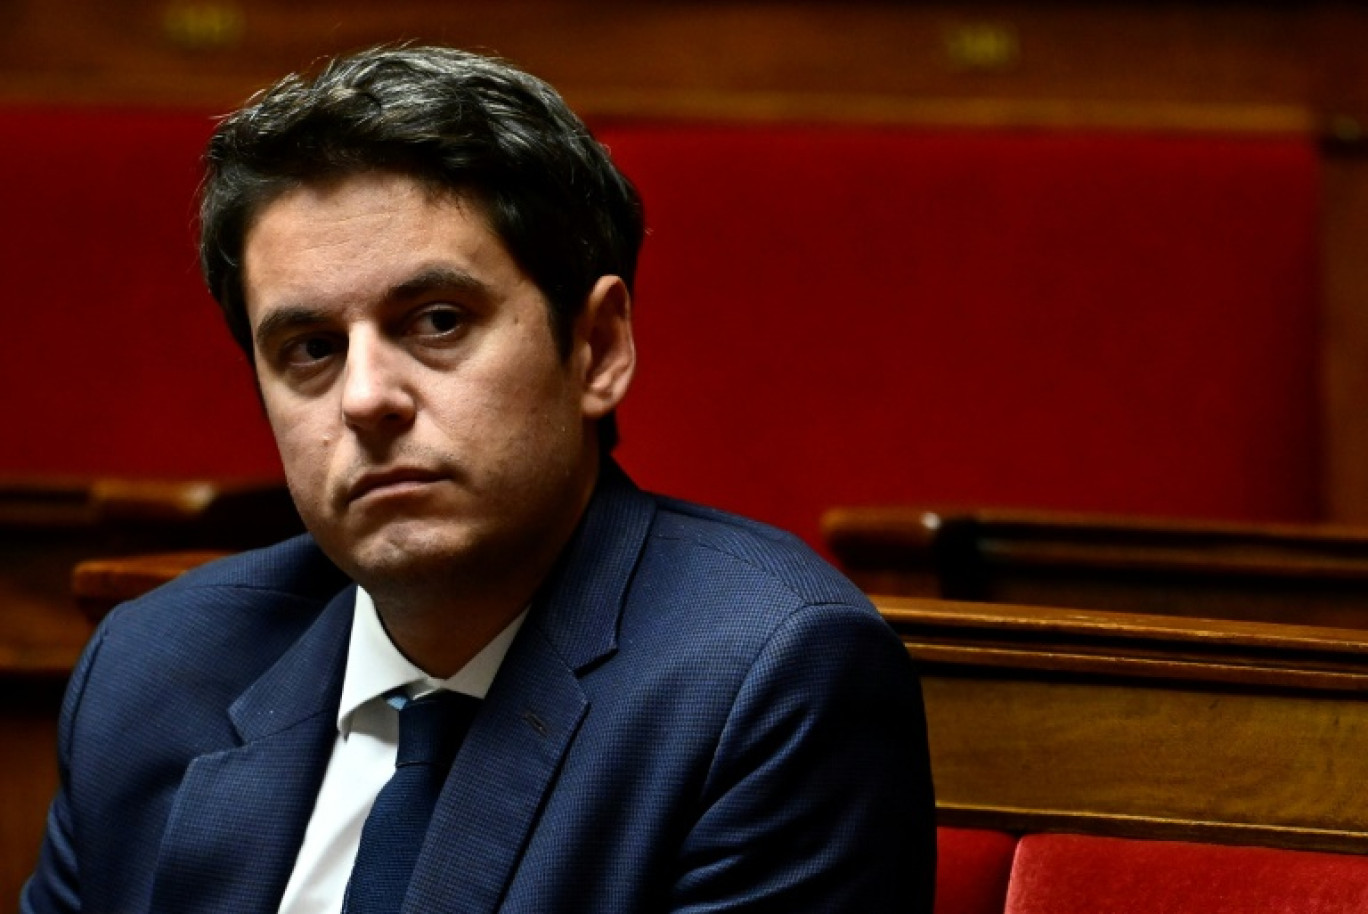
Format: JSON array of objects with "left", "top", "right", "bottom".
[
  {"left": 0, "top": 478, "right": 299, "bottom": 671},
  {"left": 0, "top": 680, "right": 65, "bottom": 912},
  {"left": 0, "top": 479, "right": 298, "bottom": 912},
  {"left": 883, "top": 595, "right": 1368, "bottom": 853},
  {"left": 72, "top": 550, "right": 228, "bottom": 624},
  {"left": 827, "top": 507, "right": 1368, "bottom": 628},
  {"left": 0, "top": 477, "right": 299, "bottom": 536},
  {"left": 0, "top": 2, "right": 1329, "bottom": 128},
  {"left": 65, "top": 547, "right": 1368, "bottom": 854}
]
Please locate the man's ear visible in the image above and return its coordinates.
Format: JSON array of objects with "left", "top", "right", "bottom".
[{"left": 575, "top": 275, "right": 636, "bottom": 420}]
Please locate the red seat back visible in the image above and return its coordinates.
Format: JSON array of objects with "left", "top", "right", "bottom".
[
  {"left": 937, "top": 827, "right": 1017, "bottom": 914},
  {"left": 1005, "top": 833, "right": 1368, "bottom": 913}
]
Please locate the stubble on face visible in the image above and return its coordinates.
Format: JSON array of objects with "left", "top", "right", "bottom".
[{"left": 242, "top": 171, "right": 602, "bottom": 625}]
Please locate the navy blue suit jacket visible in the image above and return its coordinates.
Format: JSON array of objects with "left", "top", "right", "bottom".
[{"left": 24, "top": 464, "right": 935, "bottom": 913}]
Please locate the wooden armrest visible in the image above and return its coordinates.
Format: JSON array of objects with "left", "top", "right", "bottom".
[
  {"left": 72, "top": 551, "right": 229, "bottom": 624},
  {"left": 883, "top": 595, "right": 1368, "bottom": 853},
  {"left": 828, "top": 506, "right": 1368, "bottom": 627},
  {"left": 0, "top": 477, "right": 300, "bottom": 543}
]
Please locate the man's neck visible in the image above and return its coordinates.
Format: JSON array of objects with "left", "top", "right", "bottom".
[{"left": 370, "top": 581, "right": 536, "bottom": 678}]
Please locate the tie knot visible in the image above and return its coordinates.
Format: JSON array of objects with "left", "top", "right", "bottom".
[{"left": 395, "top": 690, "right": 480, "bottom": 769}]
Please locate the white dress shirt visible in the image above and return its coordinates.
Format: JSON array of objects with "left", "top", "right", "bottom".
[{"left": 277, "top": 587, "right": 526, "bottom": 914}]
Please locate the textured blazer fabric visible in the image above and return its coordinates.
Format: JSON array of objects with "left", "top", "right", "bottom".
[{"left": 23, "top": 462, "right": 936, "bottom": 913}]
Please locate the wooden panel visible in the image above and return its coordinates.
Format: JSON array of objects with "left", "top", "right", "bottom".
[
  {"left": 827, "top": 507, "right": 1368, "bottom": 628},
  {"left": 0, "top": 680, "right": 63, "bottom": 914},
  {"left": 72, "top": 550, "right": 228, "bottom": 624},
  {"left": 927, "top": 677, "right": 1368, "bottom": 847},
  {"left": 882, "top": 596, "right": 1368, "bottom": 852},
  {"left": 0, "top": 532, "right": 99, "bottom": 675},
  {"left": 0, "top": 477, "right": 299, "bottom": 537},
  {"left": 35, "top": 556, "right": 1368, "bottom": 879},
  {"left": 0, "top": 481, "right": 300, "bottom": 912},
  {"left": 1322, "top": 152, "right": 1368, "bottom": 525},
  {"left": 0, "top": 1, "right": 1319, "bottom": 129},
  {"left": 0, "top": 478, "right": 300, "bottom": 671}
]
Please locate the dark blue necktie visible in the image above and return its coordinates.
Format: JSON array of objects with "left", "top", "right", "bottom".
[{"left": 343, "top": 689, "right": 481, "bottom": 914}]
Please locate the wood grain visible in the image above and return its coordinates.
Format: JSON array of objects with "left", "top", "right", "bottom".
[
  {"left": 0, "top": 479, "right": 297, "bottom": 912},
  {"left": 828, "top": 508, "right": 1368, "bottom": 628},
  {"left": 0, "top": 2, "right": 1325, "bottom": 128},
  {"left": 72, "top": 551, "right": 227, "bottom": 623},
  {"left": 883, "top": 595, "right": 1368, "bottom": 852}
]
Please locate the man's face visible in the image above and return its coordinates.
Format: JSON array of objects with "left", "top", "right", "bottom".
[{"left": 242, "top": 171, "right": 629, "bottom": 590}]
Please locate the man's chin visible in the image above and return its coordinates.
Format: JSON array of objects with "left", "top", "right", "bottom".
[{"left": 318, "top": 525, "right": 485, "bottom": 587}]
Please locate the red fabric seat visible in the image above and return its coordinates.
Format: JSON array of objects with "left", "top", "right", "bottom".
[
  {"left": 0, "top": 112, "right": 1321, "bottom": 554},
  {"left": 1005, "top": 833, "right": 1368, "bottom": 913},
  {"left": 937, "top": 827, "right": 1018, "bottom": 914},
  {"left": 600, "top": 126, "right": 1320, "bottom": 551}
]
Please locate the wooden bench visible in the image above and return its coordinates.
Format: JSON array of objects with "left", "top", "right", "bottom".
[
  {"left": 47, "top": 553, "right": 1368, "bottom": 913},
  {"left": 0, "top": 479, "right": 298, "bottom": 910},
  {"left": 71, "top": 556, "right": 1368, "bottom": 851},
  {"left": 884, "top": 593, "right": 1368, "bottom": 912},
  {"left": 883, "top": 594, "right": 1368, "bottom": 851},
  {"left": 825, "top": 506, "right": 1368, "bottom": 628}
]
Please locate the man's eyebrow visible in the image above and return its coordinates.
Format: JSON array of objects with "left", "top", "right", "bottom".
[
  {"left": 387, "top": 266, "right": 493, "bottom": 304},
  {"left": 252, "top": 268, "right": 495, "bottom": 349},
  {"left": 253, "top": 305, "right": 329, "bottom": 350}
]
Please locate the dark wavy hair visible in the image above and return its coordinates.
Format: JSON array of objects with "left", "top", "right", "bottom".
[{"left": 199, "top": 45, "right": 644, "bottom": 449}]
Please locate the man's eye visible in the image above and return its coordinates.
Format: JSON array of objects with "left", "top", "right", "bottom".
[
  {"left": 284, "top": 335, "right": 340, "bottom": 365},
  {"left": 413, "top": 307, "right": 465, "bottom": 336}
]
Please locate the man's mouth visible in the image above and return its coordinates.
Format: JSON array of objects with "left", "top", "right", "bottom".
[{"left": 347, "top": 467, "right": 447, "bottom": 503}]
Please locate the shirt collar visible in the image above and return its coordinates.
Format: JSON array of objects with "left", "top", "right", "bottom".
[{"left": 337, "top": 586, "right": 527, "bottom": 735}]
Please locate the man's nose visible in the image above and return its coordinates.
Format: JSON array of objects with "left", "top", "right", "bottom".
[{"left": 340, "top": 329, "right": 417, "bottom": 432}]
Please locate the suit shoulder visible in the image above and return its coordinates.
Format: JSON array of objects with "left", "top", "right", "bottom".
[
  {"left": 96, "top": 534, "right": 349, "bottom": 660},
  {"left": 110, "top": 533, "right": 349, "bottom": 620},
  {"left": 605, "top": 493, "right": 914, "bottom": 761},
  {"left": 146, "top": 533, "right": 349, "bottom": 601},
  {"left": 644, "top": 494, "right": 870, "bottom": 612}
]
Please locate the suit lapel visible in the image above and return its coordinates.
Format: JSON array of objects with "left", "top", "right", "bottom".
[
  {"left": 148, "top": 463, "right": 655, "bottom": 914},
  {"left": 149, "top": 585, "right": 355, "bottom": 914},
  {"left": 404, "top": 462, "right": 657, "bottom": 913},
  {"left": 408, "top": 630, "right": 587, "bottom": 912}
]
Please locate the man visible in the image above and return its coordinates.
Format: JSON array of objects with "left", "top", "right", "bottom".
[{"left": 24, "top": 46, "right": 935, "bottom": 913}]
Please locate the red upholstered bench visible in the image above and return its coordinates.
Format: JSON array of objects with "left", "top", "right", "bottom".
[
  {"left": 938, "top": 829, "right": 1368, "bottom": 914},
  {"left": 879, "top": 598, "right": 1368, "bottom": 913},
  {"left": 937, "top": 827, "right": 1017, "bottom": 914},
  {"left": 0, "top": 110, "right": 1322, "bottom": 558},
  {"left": 999, "top": 833, "right": 1368, "bottom": 914}
]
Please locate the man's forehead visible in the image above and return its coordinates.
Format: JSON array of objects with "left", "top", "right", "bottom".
[
  {"left": 246, "top": 170, "right": 489, "bottom": 235},
  {"left": 243, "top": 173, "right": 494, "bottom": 275},
  {"left": 240, "top": 172, "right": 536, "bottom": 332}
]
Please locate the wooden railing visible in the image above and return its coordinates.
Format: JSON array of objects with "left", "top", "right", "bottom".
[
  {"left": 62, "top": 542, "right": 1368, "bottom": 854},
  {"left": 0, "top": 478, "right": 299, "bottom": 911},
  {"left": 885, "top": 595, "right": 1368, "bottom": 853},
  {"left": 11, "top": 522, "right": 1368, "bottom": 908},
  {"left": 0, "top": 478, "right": 299, "bottom": 669},
  {"left": 826, "top": 507, "right": 1368, "bottom": 629}
]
